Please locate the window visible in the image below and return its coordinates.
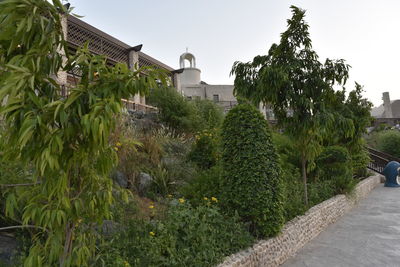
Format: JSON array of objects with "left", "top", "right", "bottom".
[{"left": 213, "top": 94, "right": 219, "bottom": 102}]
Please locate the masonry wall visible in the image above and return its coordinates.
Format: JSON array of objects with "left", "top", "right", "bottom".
[{"left": 218, "top": 174, "right": 382, "bottom": 267}]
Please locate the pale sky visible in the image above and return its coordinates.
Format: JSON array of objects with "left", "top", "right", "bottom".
[{"left": 67, "top": 0, "right": 400, "bottom": 107}]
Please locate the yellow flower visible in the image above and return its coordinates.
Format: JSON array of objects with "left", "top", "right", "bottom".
[
  {"left": 114, "top": 146, "right": 119, "bottom": 151},
  {"left": 167, "top": 194, "right": 173, "bottom": 198},
  {"left": 116, "top": 142, "right": 122, "bottom": 147},
  {"left": 124, "top": 261, "right": 130, "bottom": 267},
  {"left": 149, "top": 205, "right": 155, "bottom": 209},
  {"left": 77, "top": 218, "right": 83, "bottom": 224},
  {"left": 203, "top": 197, "right": 208, "bottom": 201},
  {"left": 211, "top": 197, "right": 218, "bottom": 202},
  {"left": 149, "top": 231, "right": 155, "bottom": 236},
  {"left": 179, "top": 198, "right": 185, "bottom": 203}
]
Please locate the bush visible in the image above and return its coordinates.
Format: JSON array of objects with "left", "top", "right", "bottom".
[
  {"left": 351, "top": 148, "right": 370, "bottom": 178},
  {"left": 188, "top": 130, "right": 219, "bottom": 169},
  {"left": 147, "top": 88, "right": 224, "bottom": 134},
  {"left": 147, "top": 87, "right": 201, "bottom": 133},
  {"left": 180, "top": 165, "right": 222, "bottom": 206},
  {"left": 376, "top": 130, "right": 400, "bottom": 158},
  {"left": 316, "top": 146, "right": 356, "bottom": 194},
  {"left": 308, "top": 180, "right": 336, "bottom": 206},
  {"left": 220, "top": 104, "right": 284, "bottom": 237},
  {"left": 193, "top": 99, "right": 224, "bottom": 130},
  {"left": 97, "top": 200, "right": 253, "bottom": 267},
  {"left": 282, "top": 176, "right": 307, "bottom": 222}
]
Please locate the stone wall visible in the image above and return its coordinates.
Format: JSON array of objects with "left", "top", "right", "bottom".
[{"left": 218, "top": 174, "right": 382, "bottom": 267}]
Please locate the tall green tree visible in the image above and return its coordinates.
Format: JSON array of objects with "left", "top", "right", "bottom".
[
  {"left": 232, "top": 6, "right": 349, "bottom": 203},
  {"left": 231, "top": 6, "right": 350, "bottom": 205},
  {"left": 0, "top": 0, "right": 165, "bottom": 266}
]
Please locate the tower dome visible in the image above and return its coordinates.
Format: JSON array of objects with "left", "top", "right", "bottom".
[
  {"left": 178, "top": 51, "right": 201, "bottom": 85},
  {"left": 180, "top": 52, "right": 197, "bottom": 68}
]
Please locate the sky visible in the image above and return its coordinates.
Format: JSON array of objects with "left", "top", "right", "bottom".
[{"left": 66, "top": 0, "right": 400, "bottom": 107}]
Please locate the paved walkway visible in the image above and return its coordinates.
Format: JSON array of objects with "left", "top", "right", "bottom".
[{"left": 283, "top": 184, "right": 400, "bottom": 267}]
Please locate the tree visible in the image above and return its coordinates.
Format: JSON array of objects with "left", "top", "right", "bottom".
[
  {"left": 221, "top": 104, "right": 283, "bottom": 237},
  {"left": 147, "top": 86, "right": 201, "bottom": 133},
  {"left": 323, "top": 83, "right": 372, "bottom": 177},
  {"left": 0, "top": 0, "right": 165, "bottom": 266},
  {"left": 231, "top": 6, "right": 350, "bottom": 205}
]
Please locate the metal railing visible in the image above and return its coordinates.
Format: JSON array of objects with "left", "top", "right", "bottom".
[
  {"left": 367, "top": 147, "right": 400, "bottom": 174},
  {"left": 121, "top": 99, "right": 158, "bottom": 113}
]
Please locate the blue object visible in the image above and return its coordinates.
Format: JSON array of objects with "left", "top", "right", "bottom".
[{"left": 383, "top": 161, "right": 400, "bottom": 187}]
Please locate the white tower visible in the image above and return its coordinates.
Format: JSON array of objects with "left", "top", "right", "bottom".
[{"left": 179, "top": 51, "right": 201, "bottom": 85}]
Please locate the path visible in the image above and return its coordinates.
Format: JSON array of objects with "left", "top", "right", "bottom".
[{"left": 283, "top": 184, "right": 400, "bottom": 267}]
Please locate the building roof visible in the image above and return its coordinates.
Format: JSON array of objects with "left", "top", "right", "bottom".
[
  {"left": 66, "top": 15, "right": 174, "bottom": 72},
  {"left": 371, "top": 100, "right": 400, "bottom": 118}
]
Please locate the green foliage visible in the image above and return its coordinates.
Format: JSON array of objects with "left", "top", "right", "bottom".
[
  {"left": 308, "top": 180, "right": 336, "bottom": 205},
  {"left": 147, "top": 87, "right": 200, "bottom": 133},
  {"left": 147, "top": 88, "right": 224, "bottom": 134},
  {"left": 271, "top": 132, "right": 305, "bottom": 221},
  {"left": 180, "top": 165, "right": 222, "bottom": 206},
  {"left": 188, "top": 130, "right": 219, "bottom": 169},
  {"left": 351, "top": 148, "right": 370, "bottom": 178},
  {"left": 375, "top": 130, "right": 400, "bottom": 158},
  {"left": 0, "top": 1, "right": 165, "bottom": 266},
  {"left": 97, "top": 200, "right": 253, "bottom": 267},
  {"left": 281, "top": 176, "right": 307, "bottom": 222},
  {"left": 193, "top": 99, "right": 224, "bottom": 130},
  {"left": 221, "top": 104, "right": 283, "bottom": 237},
  {"left": 315, "top": 146, "right": 356, "bottom": 194},
  {"left": 231, "top": 6, "right": 351, "bottom": 205}
]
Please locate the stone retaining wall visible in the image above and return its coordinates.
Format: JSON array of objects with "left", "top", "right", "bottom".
[{"left": 218, "top": 174, "right": 382, "bottom": 267}]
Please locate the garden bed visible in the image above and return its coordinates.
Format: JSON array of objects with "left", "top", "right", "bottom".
[{"left": 218, "top": 173, "right": 382, "bottom": 267}]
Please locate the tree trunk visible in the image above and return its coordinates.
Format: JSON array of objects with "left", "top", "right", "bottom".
[
  {"left": 301, "top": 157, "right": 308, "bottom": 206},
  {"left": 60, "top": 222, "right": 74, "bottom": 267}
]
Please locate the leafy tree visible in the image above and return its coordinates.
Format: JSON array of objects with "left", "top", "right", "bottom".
[
  {"left": 315, "top": 146, "right": 355, "bottom": 194},
  {"left": 193, "top": 99, "right": 224, "bottom": 130},
  {"left": 147, "top": 86, "right": 201, "bottom": 133},
  {"left": 221, "top": 104, "right": 283, "bottom": 237},
  {"left": 0, "top": 0, "right": 165, "bottom": 266},
  {"left": 231, "top": 6, "right": 350, "bottom": 205},
  {"left": 323, "top": 83, "right": 372, "bottom": 177},
  {"left": 376, "top": 130, "right": 400, "bottom": 158}
]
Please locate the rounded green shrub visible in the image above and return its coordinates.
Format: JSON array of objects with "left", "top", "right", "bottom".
[
  {"left": 376, "top": 130, "right": 400, "bottom": 158},
  {"left": 220, "top": 103, "right": 284, "bottom": 237},
  {"left": 316, "top": 145, "right": 355, "bottom": 194}
]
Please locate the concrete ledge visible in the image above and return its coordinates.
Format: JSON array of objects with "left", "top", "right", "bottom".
[{"left": 218, "top": 174, "right": 382, "bottom": 267}]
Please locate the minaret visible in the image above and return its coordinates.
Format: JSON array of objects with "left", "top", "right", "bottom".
[
  {"left": 383, "top": 92, "right": 393, "bottom": 118},
  {"left": 179, "top": 51, "right": 201, "bottom": 85}
]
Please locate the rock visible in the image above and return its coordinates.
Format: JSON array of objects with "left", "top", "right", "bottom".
[
  {"left": 111, "top": 171, "right": 128, "bottom": 188},
  {"left": 0, "top": 234, "right": 17, "bottom": 266},
  {"left": 101, "top": 220, "right": 119, "bottom": 236},
  {"left": 138, "top": 172, "right": 152, "bottom": 195}
]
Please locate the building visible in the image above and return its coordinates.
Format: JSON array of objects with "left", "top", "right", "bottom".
[
  {"left": 59, "top": 14, "right": 178, "bottom": 112},
  {"left": 174, "top": 51, "right": 271, "bottom": 117},
  {"left": 59, "top": 14, "right": 270, "bottom": 118},
  {"left": 371, "top": 92, "right": 400, "bottom": 126},
  {"left": 173, "top": 51, "right": 238, "bottom": 113}
]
